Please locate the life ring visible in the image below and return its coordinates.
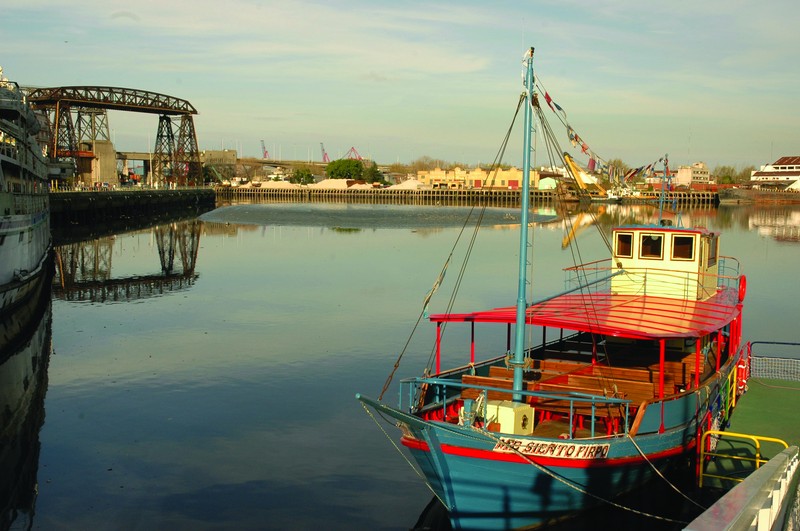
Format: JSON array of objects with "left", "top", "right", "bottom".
[{"left": 738, "top": 275, "right": 747, "bottom": 302}]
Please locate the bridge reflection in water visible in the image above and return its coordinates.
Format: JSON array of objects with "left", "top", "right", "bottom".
[{"left": 52, "top": 220, "right": 202, "bottom": 303}]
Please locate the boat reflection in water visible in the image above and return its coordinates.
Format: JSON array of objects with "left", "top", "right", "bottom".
[{"left": 0, "top": 260, "right": 52, "bottom": 530}]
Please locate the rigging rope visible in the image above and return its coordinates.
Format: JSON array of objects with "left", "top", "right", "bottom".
[
  {"left": 359, "top": 402, "right": 447, "bottom": 506},
  {"left": 378, "top": 94, "right": 526, "bottom": 401}
]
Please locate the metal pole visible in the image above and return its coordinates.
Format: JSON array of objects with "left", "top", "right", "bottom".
[{"left": 512, "top": 47, "right": 535, "bottom": 402}]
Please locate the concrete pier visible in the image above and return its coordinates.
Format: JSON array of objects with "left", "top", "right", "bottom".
[{"left": 50, "top": 188, "right": 216, "bottom": 225}]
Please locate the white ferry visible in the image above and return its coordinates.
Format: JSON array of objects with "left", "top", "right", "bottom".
[{"left": 0, "top": 67, "right": 51, "bottom": 313}]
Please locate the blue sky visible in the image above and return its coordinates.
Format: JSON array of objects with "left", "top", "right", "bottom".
[{"left": 4, "top": 0, "right": 798, "bottom": 170}]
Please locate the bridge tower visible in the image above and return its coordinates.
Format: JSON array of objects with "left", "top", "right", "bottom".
[
  {"left": 152, "top": 114, "right": 202, "bottom": 187},
  {"left": 153, "top": 115, "right": 175, "bottom": 187},
  {"left": 175, "top": 115, "right": 202, "bottom": 186}
]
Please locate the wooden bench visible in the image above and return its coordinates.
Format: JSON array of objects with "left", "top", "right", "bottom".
[
  {"left": 461, "top": 372, "right": 635, "bottom": 435},
  {"left": 592, "top": 364, "right": 658, "bottom": 382},
  {"left": 531, "top": 381, "right": 629, "bottom": 435},
  {"left": 487, "top": 364, "right": 587, "bottom": 381},
  {"left": 461, "top": 375, "right": 516, "bottom": 401},
  {"left": 648, "top": 353, "right": 699, "bottom": 390}
]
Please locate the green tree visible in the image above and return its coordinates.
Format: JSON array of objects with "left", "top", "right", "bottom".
[
  {"left": 326, "top": 159, "right": 364, "bottom": 180},
  {"left": 290, "top": 168, "right": 315, "bottom": 185},
  {"left": 388, "top": 162, "right": 409, "bottom": 175},
  {"left": 363, "top": 161, "right": 383, "bottom": 183},
  {"left": 606, "top": 158, "right": 630, "bottom": 174},
  {"left": 408, "top": 156, "right": 439, "bottom": 174},
  {"left": 713, "top": 165, "right": 737, "bottom": 184},
  {"left": 737, "top": 165, "right": 755, "bottom": 184}
]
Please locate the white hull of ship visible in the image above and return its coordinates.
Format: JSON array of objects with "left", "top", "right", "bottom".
[{"left": 0, "top": 202, "right": 51, "bottom": 313}]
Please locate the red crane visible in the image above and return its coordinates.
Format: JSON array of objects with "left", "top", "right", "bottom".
[
  {"left": 320, "top": 143, "right": 330, "bottom": 163},
  {"left": 260, "top": 140, "right": 270, "bottom": 159},
  {"left": 344, "top": 146, "right": 362, "bottom": 160}
]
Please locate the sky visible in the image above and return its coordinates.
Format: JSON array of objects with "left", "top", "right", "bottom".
[{"left": 3, "top": 0, "right": 799, "bottom": 170}]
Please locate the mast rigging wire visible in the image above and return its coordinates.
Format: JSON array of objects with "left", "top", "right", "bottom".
[{"left": 377, "top": 94, "right": 526, "bottom": 401}]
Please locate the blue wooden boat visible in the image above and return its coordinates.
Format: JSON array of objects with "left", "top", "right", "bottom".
[{"left": 357, "top": 48, "right": 749, "bottom": 530}]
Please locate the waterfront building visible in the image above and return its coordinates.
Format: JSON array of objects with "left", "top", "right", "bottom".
[
  {"left": 646, "top": 162, "right": 708, "bottom": 188},
  {"left": 750, "top": 156, "right": 800, "bottom": 190},
  {"left": 679, "top": 162, "right": 714, "bottom": 186},
  {"left": 416, "top": 166, "right": 542, "bottom": 190}
]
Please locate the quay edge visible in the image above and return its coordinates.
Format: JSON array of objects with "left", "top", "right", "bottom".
[
  {"left": 215, "top": 186, "right": 720, "bottom": 207},
  {"left": 49, "top": 188, "right": 216, "bottom": 226}
]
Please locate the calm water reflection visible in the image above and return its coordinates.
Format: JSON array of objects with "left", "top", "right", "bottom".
[{"left": 3, "top": 202, "right": 800, "bottom": 530}]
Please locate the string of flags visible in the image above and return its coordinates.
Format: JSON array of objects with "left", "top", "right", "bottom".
[{"left": 538, "top": 79, "right": 668, "bottom": 184}]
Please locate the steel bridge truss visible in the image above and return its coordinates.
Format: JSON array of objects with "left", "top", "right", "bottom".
[{"left": 27, "top": 86, "right": 202, "bottom": 186}]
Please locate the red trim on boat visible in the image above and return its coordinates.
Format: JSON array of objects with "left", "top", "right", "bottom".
[
  {"left": 439, "top": 441, "right": 689, "bottom": 468},
  {"left": 401, "top": 436, "right": 430, "bottom": 452}
]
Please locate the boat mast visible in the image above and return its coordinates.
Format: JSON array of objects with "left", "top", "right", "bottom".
[
  {"left": 512, "top": 47, "right": 535, "bottom": 402},
  {"left": 657, "top": 153, "right": 670, "bottom": 224}
]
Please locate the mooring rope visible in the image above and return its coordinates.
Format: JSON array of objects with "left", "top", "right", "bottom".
[
  {"left": 625, "top": 433, "right": 708, "bottom": 510},
  {"left": 359, "top": 402, "right": 447, "bottom": 507}
]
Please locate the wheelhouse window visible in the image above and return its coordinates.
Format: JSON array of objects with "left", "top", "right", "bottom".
[
  {"left": 615, "top": 232, "right": 633, "bottom": 258},
  {"left": 640, "top": 234, "right": 663, "bottom": 259},
  {"left": 672, "top": 235, "right": 695, "bottom": 260},
  {"left": 707, "top": 235, "right": 718, "bottom": 266}
]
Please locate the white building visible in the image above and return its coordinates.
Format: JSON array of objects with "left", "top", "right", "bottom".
[
  {"left": 675, "top": 162, "right": 713, "bottom": 187},
  {"left": 750, "top": 156, "right": 800, "bottom": 190},
  {"left": 645, "top": 162, "right": 711, "bottom": 188}
]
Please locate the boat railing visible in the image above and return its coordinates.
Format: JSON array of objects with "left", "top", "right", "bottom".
[
  {"left": 564, "top": 257, "right": 742, "bottom": 299},
  {"left": 698, "top": 430, "right": 789, "bottom": 487},
  {"left": 400, "top": 376, "right": 632, "bottom": 439},
  {"left": 718, "top": 256, "right": 742, "bottom": 289},
  {"left": 563, "top": 259, "right": 614, "bottom": 292}
]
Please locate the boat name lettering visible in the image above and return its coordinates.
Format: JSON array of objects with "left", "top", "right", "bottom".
[{"left": 493, "top": 438, "right": 610, "bottom": 459}]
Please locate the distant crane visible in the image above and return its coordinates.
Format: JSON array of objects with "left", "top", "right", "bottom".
[
  {"left": 320, "top": 143, "right": 330, "bottom": 163},
  {"left": 260, "top": 140, "right": 270, "bottom": 159},
  {"left": 344, "top": 146, "right": 363, "bottom": 160}
]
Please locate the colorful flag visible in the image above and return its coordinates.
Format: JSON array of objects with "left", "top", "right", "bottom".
[
  {"left": 588, "top": 158, "right": 596, "bottom": 171},
  {"left": 544, "top": 92, "right": 556, "bottom": 112}
]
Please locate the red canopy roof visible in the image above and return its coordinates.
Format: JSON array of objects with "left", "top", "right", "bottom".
[{"left": 429, "top": 288, "right": 740, "bottom": 340}]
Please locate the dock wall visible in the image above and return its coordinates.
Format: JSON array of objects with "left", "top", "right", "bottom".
[
  {"left": 216, "top": 187, "right": 719, "bottom": 207},
  {"left": 50, "top": 188, "right": 216, "bottom": 225}
]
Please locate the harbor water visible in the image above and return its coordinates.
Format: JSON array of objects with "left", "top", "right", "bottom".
[{"left": 4, "top": 201, "right": 800, "bottom": 530}]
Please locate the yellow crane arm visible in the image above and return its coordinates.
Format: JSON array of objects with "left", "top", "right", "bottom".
[{"left": 563, "top": 153, "right": 606, "bottom": 196}]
